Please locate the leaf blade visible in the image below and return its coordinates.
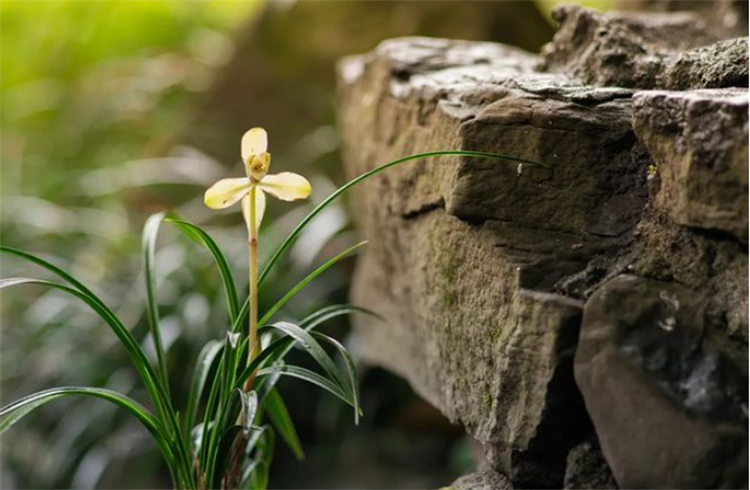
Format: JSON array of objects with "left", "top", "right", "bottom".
[
  {"left": 142, "top": 212, "right": 170, "bottom": 394},
  {"left": 166, "top": 216, "right": 240, "bottom": 323},
  {"left": 262, "top": 388, "right": 304, "bottom": 460}
]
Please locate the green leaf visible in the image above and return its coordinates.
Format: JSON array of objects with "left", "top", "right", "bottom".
[
  {"left": 258, "top": 304, "right": 382, "bottom": 383},
  {"left": 241, "top": 391, "right": 259, "bottom": 433},
  {"left": 252, "top": 241, "right": 367, "bottom": 331},
  {"left": 234, "top": 305, "right": 379, "bottom": 397},
  {"left": 206, "top": 386, "right": 243, "bottom": 487},
  {"left": 0, "top": 386, "right": 177, "bottom": 471},
  {"left": 0, "top": 272, "right": 193, "bottom": 487},
  {"left": 165, "top": 216, "right": 240, "bottom": 323},
  {"left": 256, "top": 364, "right": 354, "bottom": 408},
  {"left": 262, "top": 388, "right": 304, "bottom": 460},
  {"left": 299, "top": 303, "right": 383, "bottom": 329},
  {"left": 200, "top": 332, "right": 239, "bottom": 473},
  {"left": 142, "top": 212, "right": 171, "bottom": 394},
  {"left": 0, "top": 277, "right": 170, "bottom": 419},
  {"left": 262, "top": 322, "right": 349, "bottom": 398},
  {"left": 244, "top": 423, "right": 270, "bottom": 457},
  {"left": 234, "top": 336, "right": 292, "bottom": 392},
  {"left": 184, "top": 340, "right": 222, "bottom": 438},
  {"left": 219, "top": 332, "right": 242, "bottom": 408},
  {"left": 310, "top": 332, "right": 361, "bottom": 424}
]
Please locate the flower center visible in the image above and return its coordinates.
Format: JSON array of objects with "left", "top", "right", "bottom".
[{"left": 246, "top": 152, "right": 270, "bottom": 181}]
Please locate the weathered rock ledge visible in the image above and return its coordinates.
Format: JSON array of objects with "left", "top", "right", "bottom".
[{"left": 336, "top": 6, "right": 747, "bottom": 489}]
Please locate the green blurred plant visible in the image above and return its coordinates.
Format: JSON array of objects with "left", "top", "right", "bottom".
[{"left": 0, "top": 132, "right": 542, "bottom": 488}]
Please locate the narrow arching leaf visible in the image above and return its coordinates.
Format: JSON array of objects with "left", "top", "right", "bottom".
[
  {"left": 261, "top": 304, "right": 383, "bottom": 379},
  {"left": 253, "top": 242, "right": 367, "bottom": 330},
  {"left": 299, "top": 304, "right": 383, "bottom": 330},
  {"left": 234, "top": 338, "right": 291, "bottom": 392},
  {"left": 184, "top": 340, "right": 222, "bottom": 438},
  {"left": 256, "top": 364, "right": 354, "bottom": 408},
  {"left": 235, "top": 306, "right": 379, "bottom": 398},
  {"left": 263, "top": 322, "right": 349, "bottom": 398},
  {"left": 0, "top": 278, "right": 172, "bottom": 422},
  {"left": 142, "top": 212, "right": 170, "bottom": 393},
  {"left": 310, "top": 332, "right": 361, "bottom": 424},
  {"left": 0, "top": 250, "right": 179, "bottom": 429},
  {"left": 0, "top": 387, "right": 176, "bottom": 468},
  {"left": 263, "top": 388, "right": 304, "bottom": 460},
  {"left": 166, "top": 216, "right": 240, "bottom": 323}
]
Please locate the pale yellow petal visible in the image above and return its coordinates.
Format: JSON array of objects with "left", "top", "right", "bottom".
[
  {"left": 241, "top": 127, "right": 268, "bottom": 161},
  {"left": 241, "top": 189, "right": 267, "bottom": 232},
  {"left": 258, "top": 172, "right": 311, "bottom": 201},
  {"left": 204, "top": 177, "right": 252, "bottom": 209}
]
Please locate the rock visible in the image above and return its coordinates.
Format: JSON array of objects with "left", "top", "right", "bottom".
[
  {"left": 540, "top": 5, "right": 749, "bottom": 89},
  {"left": 632, "top": 88, "right": 749, "bottom": 243},
  {"left": 630, "top": 210, "right": 749, "bottom": 342},
  {"left": 336, "top": 14, "right": 748, "bottom": 490},
  {"left": 615, "top": 0, "right": 749, "bottom": 39},
  {"left": 446, "top": 469, "right": 514, "bottom": 490},
  {"left": 563, "top": 440, "right": 617, "bottom": 490},
  {"left": 575, "top": 275, "right": 748, "bottom": 489},
  {"left": 337, "top": 37, "right": 648, "bottom": 488},
  {"left": 658, "top": 39, "right": 749, "bottom": 90}
]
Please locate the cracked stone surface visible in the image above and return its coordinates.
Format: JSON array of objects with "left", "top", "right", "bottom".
[{"left": 336, "top": 7, "right": 747, "bottom": 490}]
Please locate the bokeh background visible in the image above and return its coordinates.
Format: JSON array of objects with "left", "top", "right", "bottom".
[{"left": 0, "top": 1, "right": 612, "bottom": 488}]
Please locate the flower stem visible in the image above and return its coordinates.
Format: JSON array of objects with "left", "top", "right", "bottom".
[{"left": 243, "top": 186, "right": 261, "bottom": 393}]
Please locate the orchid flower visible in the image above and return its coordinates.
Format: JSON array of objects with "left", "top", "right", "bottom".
[
  {"left": 204, "top": 128, "right": 311, "bottom": 391},
  {"left": 204, "top": 127, "right": 312, "bottom": 231}
]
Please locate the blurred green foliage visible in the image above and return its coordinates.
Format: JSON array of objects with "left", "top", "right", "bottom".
[
  {"left": 1, "top": 0, "right": 256, "bottom": 203},
  {"left": 1, "top": 2, "right": 259, "bottom": 488}
]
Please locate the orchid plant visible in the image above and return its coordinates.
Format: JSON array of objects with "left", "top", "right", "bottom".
[
  {"left": 0, "top": 126, "right": 543, "bottom": 489},
  {"left": 204, "top": 128, "right": 312, "bottom": 394}
]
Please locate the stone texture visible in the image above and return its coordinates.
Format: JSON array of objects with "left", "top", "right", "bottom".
[
  {"left": 576, "top": 275, "right": 748, "bottom": 489},
  {"left": 615, "top": 0, "right": 749, "bottom": 39},
  {"left": 563, "top": 440, "right": 617, "bottom": 490},
  {"left": 630, "top": 210, "right": 749, "bottom": 343},
  {"left": 338, "top": 36, "right": 644, "bottom": 488},
  {"left": 632, "top": 88, "right": 749, "bottom": 243},
  {"left": 445, "top": 469, "right": 513, "bottom": 490},
  {"left": 540, "top": 5, "right": 749, "bottom": 90},
  {"left": 336, "top": 8, "right": 748, "bottom": 490}
]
